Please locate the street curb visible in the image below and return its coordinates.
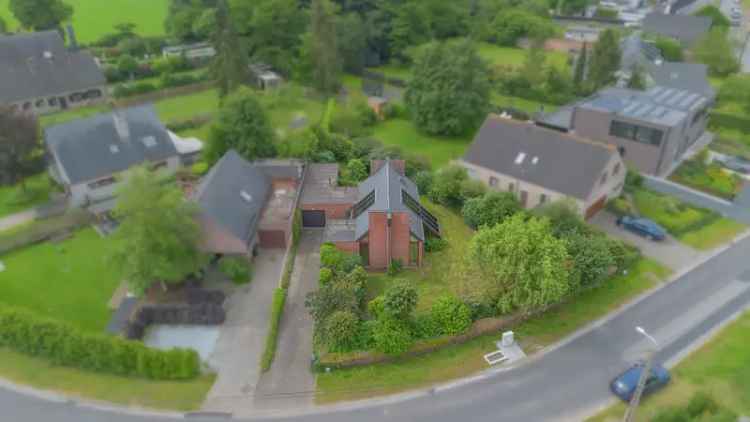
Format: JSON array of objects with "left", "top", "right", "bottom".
[{"left": 1, "top": 230, "right": 750, "bottom": 420}]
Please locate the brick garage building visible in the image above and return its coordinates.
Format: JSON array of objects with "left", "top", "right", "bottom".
[
  {"left": 299, "top": 163, "right": 358, "bottom": 227},
  {"left": 301, "top": 160, "right": 440, "bottom": 270}
]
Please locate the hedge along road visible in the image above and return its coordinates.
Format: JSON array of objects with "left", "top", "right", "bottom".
[{"left": 4, "top": 234, "right": 750, "bottom": 422}]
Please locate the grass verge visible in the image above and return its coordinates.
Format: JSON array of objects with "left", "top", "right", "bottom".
[
  {"left": 589, "top": 310, "right": 750, "bottom": 421},
  {"left": 316, "top": 258, "right": 670, "bottom": 403},
  {"left": 371, "top": 119, "right": 472, "bottom": 168},
  {"left": 0, "top": 347, "right": 213, "bottom": 411},
  {"left": 0, "top": 173, "right": 53, "bottom": 219}
]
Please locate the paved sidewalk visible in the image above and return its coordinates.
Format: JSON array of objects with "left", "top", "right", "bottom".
[
  {"left": 201, "top": 249, "right": 286, "bottom": 413},
  {"left": 590, "top": 211, "right": 702, "bottom": 271},
  {"left": 251, "top": 230, "right": 323, "bottom": 416}
]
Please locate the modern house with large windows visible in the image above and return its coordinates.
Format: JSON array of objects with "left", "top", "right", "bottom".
[
  {"left": 538, "top": 85, "right": 712, "bottom": 176},
  {"left": 0, "top": 30, "right": 106, "bottom": 114}
]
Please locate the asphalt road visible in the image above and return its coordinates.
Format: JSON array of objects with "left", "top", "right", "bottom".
[{"left": 3, "top": 236, "right": 750, "bottom": 422}]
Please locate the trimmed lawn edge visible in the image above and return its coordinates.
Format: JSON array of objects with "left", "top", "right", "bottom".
[{"left": 0, "top": 347, "right": 214, "bottom": 411}]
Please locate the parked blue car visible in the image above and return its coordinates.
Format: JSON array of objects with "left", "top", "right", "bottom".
[
  {"left": 616, "top": 216, "right": 667, "bottom": 241},
  {"left": 610, "top": 363, "right": 671, "bottom": 402}
]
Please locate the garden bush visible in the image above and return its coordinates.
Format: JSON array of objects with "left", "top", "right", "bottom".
[
  {"left": 0, "top": 306, "right": 199, "bottom": 380},
  {"left": 218, "top": 256, "right": 252, "bottom": 284},
  {"left": 113, "top": 82, "right": 158, "bottom": 99},
  {"left": 424, "top": 237, "right": 447, "bottom": 253},
  {"left": 382, "top": 280, "right": 418, "bottom": 319},
  {"left": 606, "top": 197, "right": 635, "bottom": 217},
  {"left": 462, "top": 191, "right": 522, "bottom": 229},
  {"left": 430, "top": 166, "right": 469, "bottom": 208},
  {"left": 260, "top": 288, "right": 287, "bottom": 371},
  {"left": 166, "top": 114, "right": 213, "bottom": 132},
  {"left": 191, "top": 162, "right": 209, "bottom": 176},
  {"left": 413, "top": 171, "right": 434, "bottom": 195},
  {"left": 319, "top": 243, "right": 362, "bottom": 274},
  {"left": 387, "top": 259, "right": 403, "bottom": 276},
  {"left": 372, "top": 317, "right": 413, "bottom": 355},
  {"left": 319, "top": 267, "right": 334, "bottom": 285},
  {"left": 430, "top": 295, "right": 472, "bottom": 336},
  {"left": 320, "top": 310, "right": 361, "bottom": 352}
]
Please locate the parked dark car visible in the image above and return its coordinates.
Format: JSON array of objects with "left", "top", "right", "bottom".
[
  {"left": 610, "top": 362, "right": 671, "bottom": 402},
  {"left": 719, "top": 156, "right": 750, "bottom": 175},
  {"left": 616, "top": 216, "right": 667, "bottom": 241}
]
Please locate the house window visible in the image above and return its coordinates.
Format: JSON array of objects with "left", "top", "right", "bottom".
[
  {"left": 489, "top": 176, "right": 498, "bottom": 187},
  {"left": 520, "top": 190, "right": 528, "bottom": 207},
  {"left": 87, "top": 176, "right": 116, "bottom": 189},
  {"left": 539, "top": 193, "right": 548, "bottom": 205},
  {"left": 600, "top": 172, "right": 608, "bottom": 185},
  {"left": 508, "top": 182, "right": 515, "bottom": 192},
  {"left": 410, "top": 242, "right": 419, "bottom": 265},
  {"left": 35, "top": 99, "right": 45, "bottom": 108},
  {"left": 48, "top": 97, "right": 58, "bottom": 107},
  {"left": 609, "top": 120, "right": 663, "bottom": 146},
  {"left": 612, "top": 163, "right": 621, "bottom": 176},
  {"left": 22, "top": 102, "right": 31, "bottom": 110}
]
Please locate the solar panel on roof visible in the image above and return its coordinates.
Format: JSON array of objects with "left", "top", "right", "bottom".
[
  {"left": 633, "top": 104, "right": 655, "bottom": 117},
  {"left": 623, "top": 101, "right": 641, "bottom": 115},
  {"left": 679, "top": 93, "right": 699, "bottom": 108},
  {"left": 665, "top": 91, "right": 687, "bottom": 106}
]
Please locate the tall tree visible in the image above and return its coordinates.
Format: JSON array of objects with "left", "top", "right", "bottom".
[
  {"left": 309, "top": 0, "right": 342, "bottom": 94},
  {"left": 205, "top": 88, "right": 276, "bottom": 164},
  {"left": 109, "top": 168, "right": 206, "bottom": 297},
  {"left": 165, "top": 0, "right": 216, "bottom": 42},
  {"left": 693, "top": 28, "right": 740, "bottom": 77},
  {"left": 0, "top": 15, "right": 7, "bottom": 33},
  {"left": 588, "top": 28, "right": 621, "bottom": 90},
  {"left": 337, "top": 12, "right": 368, "bottom": 74},
  {"left": 389, "top": 2, "right": 431, "bottom": 62},
  {"left": 9, "top": 0, "right": 72, "bottom": 31},
  {"left": 573, "top": 42, "right": 587, "bottom": 94},
  {"left": 405, "top": 40, "right": 491, "bottom": 136},
  {"left": 521, "top": 44, "right": 547, "bottom": 87},
  {"left": 0, "top": 107, "right": 39, "bottom": 190},
  {"left": 468, "top": 214, "right": 570, "bottom": 315},
  {"left": 211, "top": 0, "right": 248, "bottom": 99}
]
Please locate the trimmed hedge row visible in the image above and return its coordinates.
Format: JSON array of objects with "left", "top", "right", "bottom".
[
  {"left": 0, "top": 306, "right": 200, "bottom": 380},
  {"left": 260, "top": 288, "right": 287, "bottom": 372}
]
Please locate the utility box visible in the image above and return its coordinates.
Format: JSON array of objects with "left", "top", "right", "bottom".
[{"left": 501, "top": 331, "right": 515, "bottom": 347}]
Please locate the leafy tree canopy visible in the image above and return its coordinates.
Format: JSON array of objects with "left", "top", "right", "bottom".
[
  {"left": 9, "top": 0, "right": 72, "bottom": 31},
  {"left": 0, "top": 107, "right": 39, "bottom": 189}
]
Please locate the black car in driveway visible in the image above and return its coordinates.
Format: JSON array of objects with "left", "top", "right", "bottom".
[{"left": 616, "top": 216, "right": 667, "bottom": 241}]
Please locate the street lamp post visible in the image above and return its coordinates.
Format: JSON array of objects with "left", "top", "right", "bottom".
[{"left": 623, "top": 326, "right": 659, "bottom": 422}]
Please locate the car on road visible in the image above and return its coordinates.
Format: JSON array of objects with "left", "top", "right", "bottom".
[
  {"left": 616, "top": 216, "right": 667, "bottom": 241},
  {"left": 610, "top": 363, "right": 671, "bottom": 402}
]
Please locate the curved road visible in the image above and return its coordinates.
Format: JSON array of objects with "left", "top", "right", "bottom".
[{"left": 4, "top": 236, "right": 750, "bottom": 422}]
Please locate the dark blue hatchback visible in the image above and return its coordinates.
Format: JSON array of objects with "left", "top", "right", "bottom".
[
  {"left": 616, "top": 216, "right": 667, "bottom": 241},
  {"left": 610, "top": 363, "right": 671, "bottom": 402}
]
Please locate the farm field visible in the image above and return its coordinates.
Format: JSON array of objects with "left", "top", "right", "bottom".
[{"left": 0, "top": 0, "right": 169, "bottom": 43}]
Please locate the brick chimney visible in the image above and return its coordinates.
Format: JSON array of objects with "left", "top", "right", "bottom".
[{"left": 371, "top": 159, "right": 405, "bottom": 176}]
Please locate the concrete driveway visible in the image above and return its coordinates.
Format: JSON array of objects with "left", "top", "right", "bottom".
[
  {"left": 251, "top": 230, "right": 323, "bottom": 416},
  {"left": 201, "top": 248, "right": 286, "bottom": 413},
  {"left": 590, "top": 211, "right": 702, "bottom": 271}
]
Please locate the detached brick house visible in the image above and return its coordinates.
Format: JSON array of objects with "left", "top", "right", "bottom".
[
  {"left": 458, "top": 116, "right": 626, "bottom": 219},
  {"left": 300, "top": 160, "right": 440, "bottom": 269}
]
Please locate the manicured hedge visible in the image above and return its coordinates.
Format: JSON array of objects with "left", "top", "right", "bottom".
[
  {"left": 260, "top": 288, "right": 287, "bottom": 372},
  {"left": 0, "top": 306, "right": 200, "bottom": 380}
]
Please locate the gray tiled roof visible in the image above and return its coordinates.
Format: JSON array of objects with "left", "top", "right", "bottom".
[
  {"left": 647, "top": 62, "right": 715, "bottom": 99},
  {"left": 642, "top": 13, "right": 712, "bottom": 45},
  {"left": 0, "top": 31, "right": 105, "bottom": 103},
  {"left": 578, "top": 85, "right": 709, "bottom": 127},
  {"left": 194, "top": 150, "right": 271, "bottom": 247},
  {"left": 463, "top": 117, "right": 616, "bottom": 200},
  {"left": 354, "top": 161, "right": 425, "bottom": 241},
  {"left": 45, "top": 104, "right": 177, "bottom": 184}
]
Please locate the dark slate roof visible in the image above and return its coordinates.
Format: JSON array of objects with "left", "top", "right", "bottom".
[
  {"left": 642, "top": 13, "right": 712, "bottom": 45},
  {"left": 354, "top": 161, "right": 425, "bottom": 241},
  {"left": 0, "top": 30, "right": 105, "bottom": 103},
  {"left": 647, "top": 62, "right": 715, "bottom": 99},
  {"left": 194, "top": 150, "right": 271, "bottom": 247},
  {"left": 45, "top": 104, "right": 177, "bottom": 184},
  {"left": 463, "top": 117, "right": 617, "bottom": 201}
]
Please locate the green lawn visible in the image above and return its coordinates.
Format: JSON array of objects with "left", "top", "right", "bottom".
[
  {"left": 0, "top": 228, "right": 122, "bottom": 331},
  {"left": 589, "top": 311, "right": 750, "bottom": 421},
  {"left": 370, "top": 42, "right": 569, "bottom": 82},
  {"left": 0, "top": 173, "right": 53, "bottom": 220},
  {"left": 317, "top": 258, "right": 671, "bottom": 403},
  {"left": 0, "top": 347, "right": 213, "bottom": 410},
  {"left": 371, "top": 119, "right": 472, "bottom": 168},
  {"left": 365, "top": 201, "right": 474, "bottom": 313},
  {"left": 631, "top": 187, "right": 745, "bottom": 250},
  {"left": 0, "top": 0, "right": 168, "bottom": 43}
]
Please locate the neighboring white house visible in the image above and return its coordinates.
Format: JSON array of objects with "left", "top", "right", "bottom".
[
  {"left": 45, "top": 104, "right": 191, "bottom": 208},
  {"left": 457, "top": 115, "right": 626, "bottom": 219}
]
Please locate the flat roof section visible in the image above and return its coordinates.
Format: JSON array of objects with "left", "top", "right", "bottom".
[{"left": 300, "top": 163, "right": 358, "bottom": 205}]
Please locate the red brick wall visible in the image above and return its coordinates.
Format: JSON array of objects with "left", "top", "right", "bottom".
[
  {"left": 368, "top": 212, "right": 389, "bottom": 269},
  {"left": 390, "top": 212, "right": 411, "bottom": 266},
  {"left": 301, "top": 203, "right": 352, "bottom": 219}
]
